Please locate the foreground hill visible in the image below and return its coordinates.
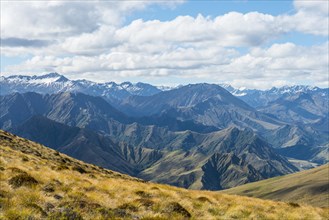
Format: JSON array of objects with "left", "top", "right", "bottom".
[
  {"left": 224, "top": 164, "right": 329, "bottom": 207},
  {"left": 0, "top": 130, "right": 327, "bottom": 219}
]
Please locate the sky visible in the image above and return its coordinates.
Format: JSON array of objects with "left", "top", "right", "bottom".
[{"left": 1, "top": 0, "right": 328, "bottom": 89}]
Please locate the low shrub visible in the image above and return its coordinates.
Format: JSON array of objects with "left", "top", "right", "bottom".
[
  {"left": 165, "top": 202, "right": 191, "bottom": 218},
  {"left": 135, "top": 198, "right": 155, "bottom": 208},
  {"left": 8, "top": 173, "right": 38, "bottom": 188},
  {"left": 42, "top": 183, "right": 55, "bottom": 192},
  {"left": 135, "top": 190, "right": 152, "bottom": 198},
  {"left": 118, "top": 203, "right": 139, "bottom": 212},
  {"left": 288, "top": 202, "right": 300, "bottom": 208},
  {"left": 48, "top": 207, "right": 83, "bottom": 220}
]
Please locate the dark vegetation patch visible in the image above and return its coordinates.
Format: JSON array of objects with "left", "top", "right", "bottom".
[
  {"left": 118, "top": 203, "right": 139, "bottom": 212},
  {"left": 27, "top": 203, "right": 47, "bottom": 217},
  {"left": 141, "top": 217, "right": 167, "bottom": 220},
  {"left": 113, "top": 208, "right": 131, "bottom": 218},
  {"left": 42, "top": 183, "right": 55, "bottom": 192},
  {"left": 288, "top": 202, "right": 300, "bottom": 208},
  {"left": 135, "top": 198, "right": 155, "bottom": 208},
  {"left": 135, "top": 190, "right": 152, "bottom": 198},
  {"left": 0, "top": 134, "right": 13, "bottom": 141},
  {"left": 72, "top": 166, "right": 87, "bottom": 174},
  {"left": 52, "top": 179, "right": 62, "bottom": 186},
  {"left": 48, "top": 207, "right": 84, "bottom": 220},
  {"left": 45, "top": 202, "right": 55, "bottom": 212},
  {"left": 53, "top": 151, "right": 60, "bottom": 156},
  {"left": 21, "top": 156, "right": 29, "bottom": 162},
  {"left": 8, "top": 173, "right": 38, "bottom": 188},
  {"left": 54, "top": 194, "right": 63, "bottom": 200},
  {"left": 165, "top": 202, "right": 191, "bottom": 218},
  {"left": 75, "top": 200, "right": 102, "bottom": 210},
  {"left": 56, "top": 164, "right": 69, "bottom": 170},
  {"left": 88, "top": 174, "right": 96, "bottom": 179},
  {"left": 0, "top": 190, "right": 9, "bottom": 198},
  {"left": 84, "top": 186, "right": 96, "bottom": 192}
]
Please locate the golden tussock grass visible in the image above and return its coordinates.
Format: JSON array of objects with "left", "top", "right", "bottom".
[{"left": 0, "top": 130, "right": 328, "bottom": 220}]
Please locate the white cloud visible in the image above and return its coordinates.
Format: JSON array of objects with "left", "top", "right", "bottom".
[
  {"left": 0, "top": 1, "right": 184, "bottom": 40},
  {"left": 1, "top": 0, "right": 328, "bottom": 89},
  {"left": 4, "top": 41, "right": 327, "bottom": 89},
  {"left": 279, "top": 0, "right": 329, "bottom": 36}
]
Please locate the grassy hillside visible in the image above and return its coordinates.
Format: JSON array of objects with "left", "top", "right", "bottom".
[
  {"left": 0, "top": 130, "right": 328, "bottom": 219},
  {"left": 224, "top": 164, "right": 329, "bottom": 207}
]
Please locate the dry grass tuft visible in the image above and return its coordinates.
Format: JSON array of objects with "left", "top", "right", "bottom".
[
  {"left": 8, "top": 173, "right": 39, "bottom": 188},
  {"left": 164, "top": 202, "right": 192, "bottom": 218}
]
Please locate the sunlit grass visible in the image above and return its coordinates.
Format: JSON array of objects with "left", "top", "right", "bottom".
[{"left": 0, "top": 130, "right": 328, "bottom": 219}]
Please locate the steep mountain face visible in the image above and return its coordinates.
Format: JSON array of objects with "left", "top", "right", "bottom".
[
  {"left": 119, "top": 83, "right": 253, "bottom": 116},
  {"left": 117, "top": 84, "right": 325, "bottom": 149},
  {"left": 201, "top": 153, "right": 263, "bottom": 190},
  {"left": 118, "top": 84, "right": 283, "bottom": 130},
  {"left": 0, "top": 92, "right": 129, "bottom": 130},
  {"left": 0, "top": 73, "right": 162, "bottom": 99},
  {"left": 217, "top": 85, "right": 329, "bottom": 138},
  {"left": 12, "top": 116, "right": 162, "bottom": 176},
  {"left": 258, "top": 91, "right": 329, "bottom": 124},
  {"left": 109, "top": 124, "right": 298, "bottom": 189},
  {"left": 0, "top": 92, "right": 217, "bottom": 134}
]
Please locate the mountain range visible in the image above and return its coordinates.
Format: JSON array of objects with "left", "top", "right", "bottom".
[
  {"left": 0, "top": 73, "right": 328, "bottom": 190},
  {"left": 0, "top": 73, "right": 163, "bottom": 101}
]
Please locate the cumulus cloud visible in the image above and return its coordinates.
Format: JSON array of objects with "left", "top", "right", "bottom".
[
  {"left": 280, "top": 0, "right": 329, "bottom": 36},
  {"left": 1, "top": 0, "right": 328, "bottom": 88},
  {"left": 5, "top": 41, "right": 327, "bottom": 89}
]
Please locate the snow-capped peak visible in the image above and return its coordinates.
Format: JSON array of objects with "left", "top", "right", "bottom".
[{"left": 6, "top": 72, "right": 68, "bottom": 84}]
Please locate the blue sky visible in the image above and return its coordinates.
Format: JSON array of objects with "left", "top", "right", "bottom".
[
  {"left": 1, "top": 0, "right": 328, "bottom": 89},
  {"left": 127, "top": 0, "right": 294, "bottom": 22}
]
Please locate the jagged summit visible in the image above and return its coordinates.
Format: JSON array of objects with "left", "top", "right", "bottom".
[{"left": 0, "top": 73, "right": 162, "bottom": 98}]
